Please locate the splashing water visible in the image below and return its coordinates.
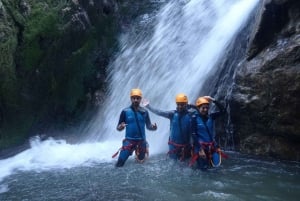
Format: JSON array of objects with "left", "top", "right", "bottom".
[{"left": 0, "top": 0, "right": 259, "bottom": 187}]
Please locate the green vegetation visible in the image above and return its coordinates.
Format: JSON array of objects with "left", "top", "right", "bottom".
[
  {"left": 22, "top": 2, "right": 62, "bottom": 70},
  {"left": 0, "top": 0, "right": 119, "bottom": 150}
]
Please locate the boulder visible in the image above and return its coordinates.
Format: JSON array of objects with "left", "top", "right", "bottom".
[{"left": 229, "top": 0, "right": 300, "bottom": 160}]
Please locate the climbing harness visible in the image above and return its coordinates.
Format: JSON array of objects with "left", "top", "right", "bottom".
[
  {"left": 189, "top": 141, "right": 228, "bottom": 167},
  {"left": 168, "top": 140, "right": 191, "bottom": 161},
  {"left": 112, "top": 139, "right": 149, "bottom": 163}
]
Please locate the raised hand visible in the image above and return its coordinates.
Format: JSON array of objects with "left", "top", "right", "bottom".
[
  {"left": 203, "top": 96, "right": 215, "bottom": 102},
  {"left": 141, "top": 98, "right": 150, "bottom": 107},
  {"left": 152, "top": 123, "right": 157, "bottom": 130}
]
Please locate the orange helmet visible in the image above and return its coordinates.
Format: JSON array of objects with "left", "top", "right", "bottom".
[
  {"left": 175, "top": 93, "right": 188, "bottom": 103},
  {"left": 130, "top": 88, "right": 142, "bottom": 97},
  {"left": 196, "top": 97, "right": 209, "bottom": 107}
]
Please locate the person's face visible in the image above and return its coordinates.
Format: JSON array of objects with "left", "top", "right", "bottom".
[
  {"left": 131, "top": 96, "right": 141, "bottom": 107},
  {"left": 176, "top": 102, "right": 187, "bottom": 113},
  {"left": 198, "top": 104, "right": 209, "bottom": 116}
]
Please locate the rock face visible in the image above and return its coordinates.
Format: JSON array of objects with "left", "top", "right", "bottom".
[{"left": 229, "top": 0, "right": 300, "bottom": 160}]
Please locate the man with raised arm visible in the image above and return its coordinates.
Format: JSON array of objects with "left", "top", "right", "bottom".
[
  {"left": 142, "top": 94, "right": 196, "bottom": 161},
  {"left": 190, "top": 96, "right": 226, "bottom": 170}
]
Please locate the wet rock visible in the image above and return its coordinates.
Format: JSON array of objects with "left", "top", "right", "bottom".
[
  {"left": 229, "top": 0, "right": 300, "bottom": 160},
  {"left": 247, "top": 0, "right": 291, "bottom": 59}
]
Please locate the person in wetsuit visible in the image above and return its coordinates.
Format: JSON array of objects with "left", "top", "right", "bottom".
[
  {"left": 190, "top": 96, "right": 225, "bottom": 170},
  {"left": 142, "top": 94, "right": 196, "bottom": 161},
  {"left": 115, "top": 88, "right": 157, "bottom": 167}
]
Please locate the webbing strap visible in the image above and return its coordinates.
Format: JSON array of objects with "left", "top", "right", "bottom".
[
  {"left": 168, "top": 140, "right": 189, "bottom": 147},
  {"left": 112, "top": 139, "right": 144, "bottom": 158},
  {"left": 189, "top": 153, "right": 199, "bottom": 166},
  {"left": 168, "top": 140, "right": 190, "bottom": 161}
]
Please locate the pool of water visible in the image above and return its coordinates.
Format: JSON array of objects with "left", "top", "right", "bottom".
[{"left": 1, "top": 152, "right": 299, "bottom": 201}]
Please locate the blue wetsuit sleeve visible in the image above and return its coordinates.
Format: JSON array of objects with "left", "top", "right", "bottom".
[
  {"left": 145, "top": 111, "right": 156, "bottom": 130},
  {"left": 146, "top": 105, "right": 173, "bottom": 119},
  {"left": 210, "top": 100, "right": 225, "bottom": 120}
]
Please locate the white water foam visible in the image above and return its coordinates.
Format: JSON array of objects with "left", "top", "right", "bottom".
[
  {"left": 0, "top": 137, "right": 113, "bottom": 182},
  {"left": 0, "top": 135, "right": 164, "bottom": 184},
  {"left": 198, "top": 190, "right": 234, "bottom": 200}
]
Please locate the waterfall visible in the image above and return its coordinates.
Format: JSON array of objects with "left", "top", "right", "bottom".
[
  {"left": 84, "top": 0, "right": 259, "bottom": 152},
  {"left": 0, "top": 0, "right": 259, "bottom": 186}
]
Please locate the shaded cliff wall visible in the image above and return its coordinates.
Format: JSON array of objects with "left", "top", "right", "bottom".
[
  {"left": 0, "top": 0, "right": 164, "bottom": 151},
  {"left": 206, "top": 0, "right": 299, "bottom": 161},
  {"left": 230, "top": 0, "right": 300, "bottom": 161},
  {"left": 0, "top": 0, "right": 120, "bottom": 149}
]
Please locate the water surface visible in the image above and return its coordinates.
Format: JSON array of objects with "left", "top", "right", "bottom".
[{"left": 1, "top": 151, "right": 299, "bottom": 201}]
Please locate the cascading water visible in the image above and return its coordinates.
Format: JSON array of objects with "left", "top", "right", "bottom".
[
  {"left": 84, "top": 0, "right": 260, "bottom": 152},
  {"left": 0, "top": 0, "right": 267, "bottom": 198}
]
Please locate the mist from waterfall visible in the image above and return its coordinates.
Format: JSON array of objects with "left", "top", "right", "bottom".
[{"left": 0, "top": 0, "right": 259, "bottom": 187}]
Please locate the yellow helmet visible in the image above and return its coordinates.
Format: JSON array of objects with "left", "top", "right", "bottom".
[
  {"left": 130, "top": 88, "right": 142, "bottom": 97},
  {"left": 196, "top": 97, "right": 209, "bottom": 107},
  {"left": 175, "top": 93, "right": 188, "bottom": 103}
]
